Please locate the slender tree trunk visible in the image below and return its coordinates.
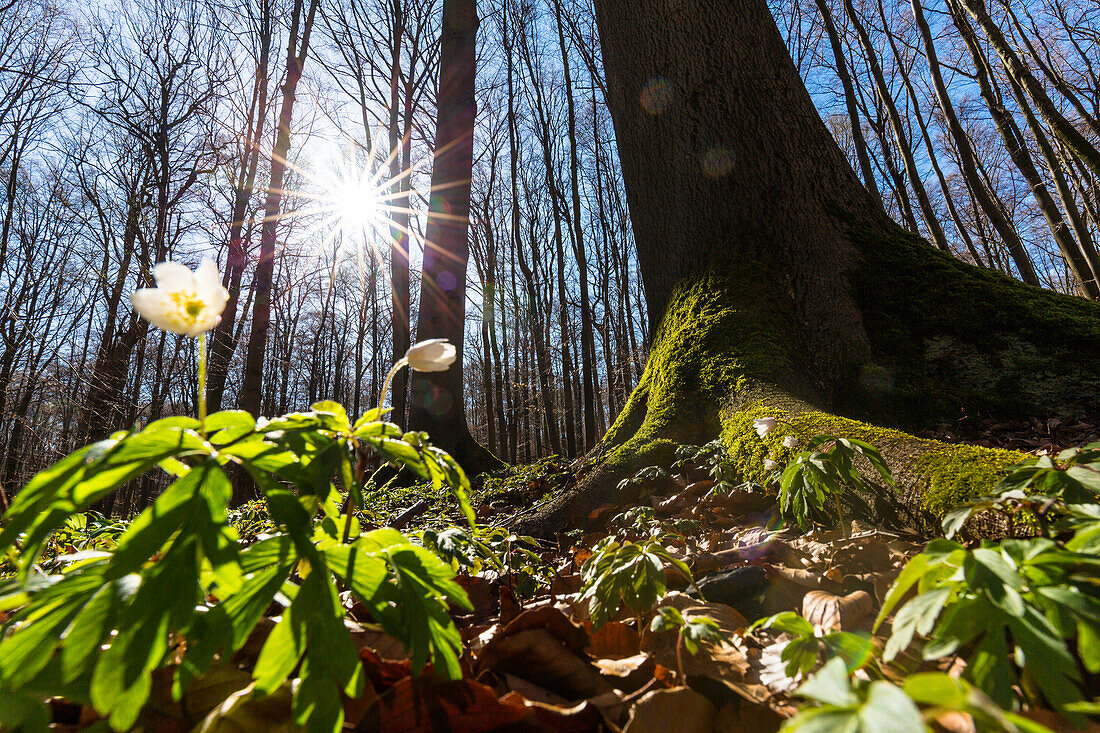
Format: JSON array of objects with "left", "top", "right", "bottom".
[
  {"left": 949, "top": 3, "right": 1097, "bottom": 297},
  {"left": 239, "top": 0, "right": 319, "bottom": 418},
  {"left": 388, "top": 0, "right": 412, "bottom": 428},
  {"left": 842, "top": 0, "right": 950, "bottom": 252},
  {"left": 956, "top": 0, "right": 1100, "bottom": 178},
  {"left": 408, "top": 0, "right": 500, "bottom": 470},
  {"left": 553, "top": 0, "right": 598, "bottom": 450},
  {"left": 911, "top": 0, "right": 1040, "bottom": 285},
  {"left": 814, "top": 0, "right": 883, "bottom": 208}
]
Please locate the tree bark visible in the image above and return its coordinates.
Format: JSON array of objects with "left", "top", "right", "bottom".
[
  {"left": 408, "top": 0, "right": 502, "bottom": 472},
  {"left": 515, "top": 0, "right": 1100, "bottom": 538},
  {"left": 910, "top": 0, "right": 1040, "bottom": 286},
  {"left": 239, "top": 0, "right": 319, "bottom": 418}
]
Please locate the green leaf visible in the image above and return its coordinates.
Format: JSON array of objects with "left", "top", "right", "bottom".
[
  {"left": 858, "top": 681, "right": 923, "bottom": 733},
  {"left": 795, "top": 658, "right": 858, "bottom": 708}
]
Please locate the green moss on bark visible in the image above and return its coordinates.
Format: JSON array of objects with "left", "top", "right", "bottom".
[
  {"left": 849, "top": 223, "right": 1100, "bottom": 425},
  {"left": 718, "top": 396, "right": 1027, "bottom": 530},
  {"left": 914, "top": 445, "right": 1023, "bottom": 518},
  {"left": 601, "top": 267, "right": 803, "bottom": 475}
]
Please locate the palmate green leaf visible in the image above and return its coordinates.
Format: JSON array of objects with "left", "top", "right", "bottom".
[
  {"left": 0, "top": 566, "right": 110, "bottom": 688},
  {"left": 0, "top": 427, "right": 210, "bottom": 572},
  {"left": 875, "top": 539, "right": 965, "bottom": 633},
  {"left": 884, "top": 586, "right": 952, "bottom": 661},
  {"left": 90, "top": 533, "right": 203, "bottom": 729},
  {"left": 309, "top": 401, "right": 351, "bottom": 432},
  {"left": 794, "top": 657, "right": 858, "bottom": 708},
  {"left": 786, "top": 659, "right": 924, "bottom": 733}
]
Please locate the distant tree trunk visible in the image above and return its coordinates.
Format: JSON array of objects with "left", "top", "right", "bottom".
[
  {"left": 955, "top": 0, "right": 1100, "bottom": 178},
  {"left": 517, "top": 0, "right": 1100, "bottom": 538},
  {"left": 910, "top": 0, "right": 1040, "bottom": 286},
  {"left": 873, "top": 0, "right": 983, "bottom": 266},
  {"left": 553, "top": 0, "right": 599, "bottom": 451},
  {"left": 947, "top": 2, "right": 1098, "bottom": 298},
  {"left": 388, "top": 0, "right": 412, "bottom": 429},
  {"left": 842, "top": 0, "right": 950, "bottom": 253},
  {"left": 813, "top": 0, "right": 883, "bottom": 208},
  {"left": 239, "top": 0, "right": 319, "bottom": 418},
  {"left": 408, "top": 0, "right": 501, "bottom": 471},
  {"left": 208, "top": 5, "right": 273, "bottom": 413}
]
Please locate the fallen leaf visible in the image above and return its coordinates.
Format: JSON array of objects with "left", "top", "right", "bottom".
[
  {"left": 801, "top": 590, "right": 873, "bottom": 631},
  {"left": 594, "top": 653, "right": 655, "bottom": 696},
  {"left": 355, "top": 675, "right": 535, "bottom": 733},
  {"left": 587, "top": 620, "right": 641, "bottom": 659},
  {"left": 476, "top": 628, "right": 614, "bottom": 700},
  {"left": 193, "top": 683, "right": 297, "bottom": 733},
  {"left": 621, "top": 687, "right": 715, "bottom": 733}
]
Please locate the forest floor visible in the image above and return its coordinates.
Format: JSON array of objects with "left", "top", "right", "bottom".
[
  {"left": 35, "top": 415, "right": 1100, "bottom": 732},
  {"left": 304, "top": 416, "right": 1098, "bottom": 731}
]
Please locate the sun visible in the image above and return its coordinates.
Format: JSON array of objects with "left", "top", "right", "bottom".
[{"left": 328, "top": 176, "right": 381, "bottom": 234}]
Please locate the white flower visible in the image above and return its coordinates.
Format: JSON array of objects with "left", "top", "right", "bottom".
[
  {"left": 753, "top": 417, "right": 778, "bottom": 438},
  {"left": 131, "top": 259, "right": 229, "bottom": 337},
  {"left": 782, "top": 436, "right": 799, "bottom": 449},
  {"left": 763, "top": 458, "right": 779, "bottom": 471},
  {"left": 404, "top": 338, "right": 457, "bottom": 372}
]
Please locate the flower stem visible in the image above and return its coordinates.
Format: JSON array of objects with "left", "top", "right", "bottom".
[
  {"left": 197, "top": 332, "right": 208, "bottom": 431},
  {"left": 377, "top": 358, "right": 408, "bottom": 417}
]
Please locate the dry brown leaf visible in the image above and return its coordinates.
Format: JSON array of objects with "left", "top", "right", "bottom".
[
  {"left": 621, "top": 687, "right": 716, "bottom": 733},
  {"left": 499, "top": 584, "right": 524, "bottom": 626},
  {"left": 593, "top": 654, "right": 655, "bottom": 693},
  {"left": 499, "top": 692, "right": 615, "bottom": 732},
  {"left": 714, "top": 699, "right": 784, "bottom": 733},
  {"left": 351, "top": 627, "right": 409, "bottom": 661},
  {"left": 453, "top": 574, "right": 498, "bottom": 615},
  {"left": 500, "top": 605, "right": 590, "bottom": 653},
  {"left": 801, "top": 590, "right": 873, "bottom": 631},
  {"left": 193, "top": 683, "right": 298, "bottom": 733},
  {"left": 476, "top": 628, "right": 615, "bottom": 700},
  {"left": 641, "top": 594, "right": 752, "bottom": 696},
  {"left": 587, "top": 620, "right": 641, "bottom": 659},
  {"left": 355, "top": 675, "right": 537, "bottom": 732},
  {"left": 495, "top": 672, "right": 574, "bottom": 706}
]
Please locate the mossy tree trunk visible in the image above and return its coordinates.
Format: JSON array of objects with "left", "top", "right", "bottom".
[{"left": 515, "top": 0, "right": 1100, "bottom": 538}]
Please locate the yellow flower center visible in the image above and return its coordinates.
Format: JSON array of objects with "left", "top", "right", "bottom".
[{"left": 171, "top": 291, "right": 206, "bottom": 322}]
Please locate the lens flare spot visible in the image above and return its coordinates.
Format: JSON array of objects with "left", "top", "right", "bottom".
[{"left": 641, "top": 76, "right": 673, "bottom": 114}]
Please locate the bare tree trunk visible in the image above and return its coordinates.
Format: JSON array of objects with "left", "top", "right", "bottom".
[
  {"left": 408, "top": 0, "right": 500, "bottom": 471},
  {"left": 842, "top": 0, "right": 950, "bottom": 252},
  {"left": 813, "top": 0, "right": 883, "bottom": 208},
  {"left": 956, "top": 0, "right": 1100, "bottom": 178},
  {"left": 239, "top": 0, "right": 319, "bottom": 418},
  {"left": 208, "top": 2, "right": 274, "bottom": 412},
  {"left": 948, "top": 2, "right": 1098, "bottom": 297},
  {"left": 911, "top": 0, "right": 1040, "bottom": 285}
]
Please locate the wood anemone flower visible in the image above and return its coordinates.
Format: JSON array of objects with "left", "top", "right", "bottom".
[
  {"left": 404, "top": 338, "right": 457, "bottom": 372},
  {"left": 754, "top": 417, "right": 778, "bottom": 438},
  {"left": 131, "top": 259, "right": 229, "bottom": 337}
]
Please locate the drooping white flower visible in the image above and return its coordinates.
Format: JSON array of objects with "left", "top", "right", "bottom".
[
  {"left": 782, "top": 436, "right": 799, "bottom": 449},
  {"left": 753, "top": 417, "right": 778, "bottom": 438},
  {"left": 763, "top": 458, "right": 779, "bottom": 471},
  {"left": 405, "top": 338, "right": 457, "bottom": 372},
  {"left": 131, "top": 259, "right": 229, "bottom": 337}
]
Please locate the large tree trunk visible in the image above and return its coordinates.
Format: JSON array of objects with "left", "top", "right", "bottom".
[
  {"left": 515, "top": 0, "right": 1100, "bottom": 538},
  {"left": 408, "top": 0, "right": 502, "bottom": 473}
]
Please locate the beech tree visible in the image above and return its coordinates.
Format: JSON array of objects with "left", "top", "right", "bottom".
[
  {"left": 519, "top": 0, "right": 1100, "bottom": 536},
  {"left": 408, "top": 0, "right": 500, "bottom": 471}
]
